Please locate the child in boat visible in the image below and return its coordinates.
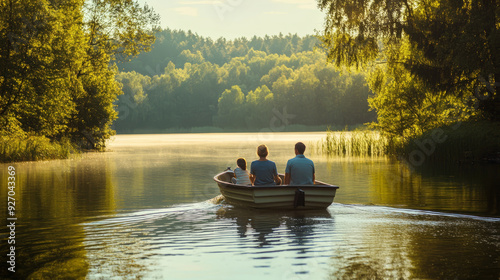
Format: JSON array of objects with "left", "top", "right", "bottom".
[{"left": 232, "top": 158, "right": 252, "bottom": 185}]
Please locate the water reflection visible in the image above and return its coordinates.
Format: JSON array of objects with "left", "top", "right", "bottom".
[
  {"left": 319, "top": 156, "right": 500, "bottom": 215},
  {"left": 0, "top": 133, "right": 498, "bottom": 279},
  {"left": 0, "top": 156, "right": 116, "bottom": 279},
  {"left": 77, "top": 203, "right": 340, "bottom": 279},
  {"left": 216, "top": 206, "right": 332, "bottom": 248},
  {"left": 0, "top": 220, "right": 89, "bottom": 279},
  {"left": 327, "top": 205, "right": 500, "bottom": 280},
  {"left": 413, "top": 162, "right": 500, "bottom": 215}
]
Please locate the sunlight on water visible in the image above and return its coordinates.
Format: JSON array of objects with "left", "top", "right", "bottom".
[
  {"left": 80, "top": 201, "right": 500, "bottom": 280},
  {"left": 1, "top": 133, "right": 499, "bottom": 279}
]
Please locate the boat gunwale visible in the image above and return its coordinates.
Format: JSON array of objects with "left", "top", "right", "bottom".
[{"left": 213, "top": 171, "right": 340, "bottom": 190}]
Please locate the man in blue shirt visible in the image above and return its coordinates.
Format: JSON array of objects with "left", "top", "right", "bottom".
[
  {"left": 284, "top": 142, "right": 315, "bottom": 185},
  {"left": 250, "top": 144, "right": 282, "bottom": 186}
]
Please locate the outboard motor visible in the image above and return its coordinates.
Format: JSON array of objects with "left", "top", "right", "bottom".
[{"left": 294, "top": 189, "right": 305, "bottom": 208}]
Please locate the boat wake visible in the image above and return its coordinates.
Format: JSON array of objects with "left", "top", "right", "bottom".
[
  {"left": 78, "top": 199, "right": 500, "bottom": 280},
  {"left": 81, "top": 200, "right": 221, "bottom": 227},
  {"left": 329, "top": 203, "right": 500, "bottom": 223},
  {"left": 208, "top": 194, "right": 226, "bottom": 205}
]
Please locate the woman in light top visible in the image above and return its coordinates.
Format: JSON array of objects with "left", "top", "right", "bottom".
[
  {"left": 233, "top": 158, "right": 251, "bottom": 185},
  {"left": 250, "top": 144, "right": 282, "bottom": 186}
]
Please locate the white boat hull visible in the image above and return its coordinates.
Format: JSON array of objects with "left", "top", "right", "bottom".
[{"left": 214, "top": 171, "right": 339, "bottom": 210}]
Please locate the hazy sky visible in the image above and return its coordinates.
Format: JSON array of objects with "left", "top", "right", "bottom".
[{"left": 137, "top": 0, "right": 326, "bottom": 39}]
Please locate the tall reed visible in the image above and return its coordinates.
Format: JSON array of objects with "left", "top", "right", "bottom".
[
  {"left": 0, "top": 136, "right": 78, "bottom": 162},
  {"left": 320, "top": 129, "right": 390, "bottom": 157},
  {"left": 319, "top": 120, "right": 499, "bottom": 162}
]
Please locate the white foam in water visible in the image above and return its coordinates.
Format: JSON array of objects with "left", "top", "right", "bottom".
[
  {"left": 329, "top": 203, "right": 500, "bottom": 223},
  {"left": 81, "top": 200, "right": 219, "bottom": 227}
]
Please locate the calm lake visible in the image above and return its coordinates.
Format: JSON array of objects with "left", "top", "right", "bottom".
[{"left": 1, "top": 132, "right": 499, "bottom": 279}]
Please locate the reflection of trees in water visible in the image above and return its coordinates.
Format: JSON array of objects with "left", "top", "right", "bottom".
[
  {"left": 326, "top": 208, "right": 500, "bottom": 280},
  {"left": 407, "top": 216, "right": 500, "bottom": 279},
  {"left": 487, "top": 184, "right": 499, "bottom": 215},
  {"left": 331, "top": 262, "right": 382, "bottom": 280},
  {"left": 328, "top": 242, "right": 411, "bottom": 280},
  {"left": 1, "top": 152, "right": 178, "bottom": 279},
  {"left": 412, "top": 162, "right": 500, "bottom": 215},
  {"left": 83, "top": 227, "right": 153, "bottom": 279},
  {"left": 326, "top": 220, "right": 414, "bottom": 280},
  {"left": 323, "top": 156, "right": 499, "bottom": 215},
  {"left": 5, "top": 222, "right": 89, "bottom": 279},
  {"left": 0, "top": 158, "right": 118, "bottom": 279},
  {"left": 330, "top": 258, "right": 410, "bottom": 280}
]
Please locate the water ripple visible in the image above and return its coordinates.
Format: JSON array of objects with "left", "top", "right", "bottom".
[{"left": 77, "top": 201, "right": 500, "bottom": 280}]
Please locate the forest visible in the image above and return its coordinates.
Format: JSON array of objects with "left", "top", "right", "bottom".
[
  {"left": 317, "top": 0, "right": 499, "bottom": 161},
  {"left": 113, "top": 29, "right": 375, "bottom": 132},
  {"left": 318, "top": 0, "right": 499, "bottom": 137},
  {"left": 1, "top": 0, "right": 498, "bottom": 162},
  {"left": 0, "top": 0, "right": 159, "bottom": 161}
]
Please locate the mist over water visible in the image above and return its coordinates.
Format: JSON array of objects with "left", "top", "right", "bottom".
[{"left": 1, "top": 133, "right": 499, "bottom": 279}]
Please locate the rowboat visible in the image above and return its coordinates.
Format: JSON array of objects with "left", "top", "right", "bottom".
[{"left": 213, "top": 170, "right": 339, "bottom": 210}]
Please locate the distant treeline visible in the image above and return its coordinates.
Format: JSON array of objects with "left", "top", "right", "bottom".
[{"left": 114, "top": 29, "right": 375, "bottom": 132}]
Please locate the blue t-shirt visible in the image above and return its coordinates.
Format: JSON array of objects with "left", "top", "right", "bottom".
[
  {"left": 250, "top": 160, "right": 278, "bottom": 186},
  {"left": 285, "top": 154, "right": 315, "bottom": 185}
]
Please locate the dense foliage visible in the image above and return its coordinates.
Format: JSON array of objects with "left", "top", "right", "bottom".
[
  {"left": 114, "top": 29, "right": 375, "bottom": 132},
  {"left": 318, "top": 0, "right": 500, "bottom": 140},
  {"left": 0, "top": 0, "right": 159, "bottom": 155}
]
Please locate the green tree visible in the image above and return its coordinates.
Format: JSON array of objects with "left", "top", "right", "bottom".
[
  {"left": 113, "top": 31, "right": 376, "bottom": 132},
  {"left": 71, "top": 0, "right": 159, "bottom": 148},
  {"left": 318, "top": 0, "right": 500, "bottom": 123},
  {"left": 367, "top": 51, "right": 472, "bottom": 140},
  {"left": 272, "top": 65, "right": 320, "bottom": 124},
  {"left": 260, "top": 65, "right": 293, "bottom": 88},
  {"left": 179, "top": 49, "right": 205, "bottom": 65},
  {"left": 220, "top": 58, "right": 251, "bottom": 92},
  {"left": 342, "top": 73, "right": 376, "bottom": 126},
  {"left": 0, "top": 0, "right": 159, "bottom": 154},
  {"left": 214, "top": 85, "right": 245, "bottom": 128},
  {"left": 176, "top": 61, "right": 221, "bottom": 127},
  {"left": 245, "top": 85, "right": 274, "bottom": 128},
  {"left": 114, "top": 71, "right": 151, "bottom": 131},
  {"left": 0, "top": 0, "right": 84, "bottom": 138},
  {"left": 143, "top": 62, "right": 188, "bottom": 129}
]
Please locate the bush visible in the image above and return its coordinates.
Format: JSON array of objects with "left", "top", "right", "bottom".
[{"left": 0, "top": 136, "right": 78, "bottom": 162}]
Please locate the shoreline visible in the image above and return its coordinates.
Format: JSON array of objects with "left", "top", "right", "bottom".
[
  {"left": 319, "top": 120, "right": 500, "bottom": 165},
  {"left": 2, "top": 121, "right": 499, "bottom": 164}
]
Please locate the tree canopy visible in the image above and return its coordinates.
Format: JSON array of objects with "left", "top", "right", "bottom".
[
  {"left": 113, "top": 30, "right": 376, "bottom": 132},
  {"left": 0, "top": 0, "right": 159, "bottom": 149},
  {"left": 318, "top": 0, "right": 500, "bottom": 138}
]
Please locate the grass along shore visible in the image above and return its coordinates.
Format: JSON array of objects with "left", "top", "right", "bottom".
[
  {"left": 0, "top": 136, "right": 78, "bottom": 163},
  {"left": 319, "top": 120, "right": 500, "bottom": 163},
  {"left": 3, "top": 120, "right": 498, "bottom": 163},
  {"left": 318, "top": 129, "right": 389, "bottom": 157}
]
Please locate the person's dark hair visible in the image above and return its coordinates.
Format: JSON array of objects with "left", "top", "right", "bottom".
[
  {"left": 295, "top": 142, "right": 306, "bottom": 154},
  {"left": 236, "top": 158, "right": 247, "bottom": 170},
  {"left": 257, "top": 144, "right": 269, "bottom": 158}
]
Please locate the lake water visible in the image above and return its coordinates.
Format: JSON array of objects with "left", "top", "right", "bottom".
[{"left": 1, "top": 132, "right": 499, "bottom": 279}]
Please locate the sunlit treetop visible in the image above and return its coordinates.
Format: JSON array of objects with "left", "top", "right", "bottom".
[{"left": 318, "top": 0, "right": 500, "bottom": 120}]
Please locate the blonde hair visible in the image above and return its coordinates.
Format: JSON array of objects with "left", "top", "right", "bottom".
[{"left": 257, "top": 144, "right": 269, "bottom": 158}]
